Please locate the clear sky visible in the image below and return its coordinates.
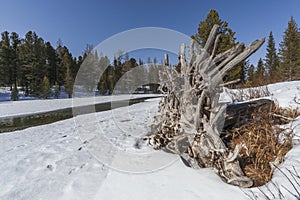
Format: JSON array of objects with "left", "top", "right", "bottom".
[{"left": 0, "top": 0, "right": 300, "bottom": 65}]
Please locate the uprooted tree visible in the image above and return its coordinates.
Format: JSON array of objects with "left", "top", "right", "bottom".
[{"left": 147, "top": 25, "right": 265, "bottom": 188}]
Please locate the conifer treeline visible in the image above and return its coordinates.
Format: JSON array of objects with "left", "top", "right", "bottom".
[
  {"left": 246, "top": 16, "right": 300, "bottom": 87},
  {"left": 0, "top": 31, "right": 161, "bottom": 100},
  {"left": 0, "top": 31, "right": 83, "bottom": 99},
  {"left": 1, "top": 13, "right": 299, "bottom": 100},
  {"left": 96, "top": 56, "right": 160, "bottom": 95},
  {"left": 193, "top": 10, "right": 300, "bottom": 87}
]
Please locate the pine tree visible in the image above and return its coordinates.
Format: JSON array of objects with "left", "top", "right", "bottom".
[
  {"left": 0, "top": 31, "right": 12, "bottom": 87},
  {"left": 279, "top": 16, "right": 300, "bottom": 81},
  {"left": 253, "top": 58, "right": 265, "bottom": 85},
  {"left": 62, "top": 52, "right": 74, "bottom": 98},
  {"left": 72, "top": 56, "right": 81, "bottom": 80},
  {"left": 56, "top": 44, "right": 70, "bottom": 86},
  {"left": 65, "top": 65, "right": 73, "bottom": 98},
  {"left": 78, "top": 50, "right": 101, "bottom": 92},
  {"left": 241, "top": 60, "right": 250, "bottom": 84},
  {"left": 11, "top": 84, "right": 19, "bottom": 101},
  {"left": 191, "top": 9, "right": 236, "bottom": 53},
  {"left": 10, "top": 32, "right": 20, "bottom": 87},
  {"left": 18, "top": 31, "right": 34, "bottom": 95},
  {"left": 98, "top": 70, "right": 108, "bottom": 94},
  {"left": 0, "top": 30, "right": 81, "bottom": 98},
  {"left": 32, "top": 32, "right": 46, "bottom": 96},
  {"left": 107, "top": 65, "right": 116, "bottom": 94},
  {"left": 45, "top": 42, "right": 58, "bottom": 85},
  {"left": 96, "top": 56, "right": 114, "bottom": 94},
  {"left": 119, "top": 58, "right": 137, "bottom": 93},
  {"left": 41, "top": 76, "right": 51, "bottom": 99},
  {"left": 18, "top": 31, "right": 46, "bottom": 96},
  {"left": 245, "top": 64, "right": 255, "bottom": 86},
  {"left": 54, "top": 81, "right": 60, "bottom": 98},
  {"left": 192, "top": 9, "right": 243, "bottom": 84},
  {"left": 265, "top": 31, "right": 279, "bottom": 82}
]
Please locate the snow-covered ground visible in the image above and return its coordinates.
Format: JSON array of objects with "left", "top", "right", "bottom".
[
  {"left": 221, "top": 80, "right": 300, "bottom": 108},
  {"left": 0, "top": 94, "right": 160, "bottom": 118},
  {"left": 0, "top": 87, "right": 71, "bottom": 102},
  {"left": 0, "top": 81, "right": 300, "bottom": 200},
  {"left": 268, "top": 81, "right": 300, "bottom": 108}
]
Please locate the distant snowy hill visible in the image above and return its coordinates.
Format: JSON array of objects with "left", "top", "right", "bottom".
[{"left": 0, "top": 81, "right": 300, "bottom": 200}]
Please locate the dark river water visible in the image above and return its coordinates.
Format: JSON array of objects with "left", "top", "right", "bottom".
[{"left": 0, "top": 96, "right": 160, "bottom": 133}]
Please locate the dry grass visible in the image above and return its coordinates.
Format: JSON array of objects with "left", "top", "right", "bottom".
[
  {"left": 274, "top": 106, "right": 300, "bottom": 122},
  {"left": 230, "top": 105, "right": 298, "bottom": 187}
]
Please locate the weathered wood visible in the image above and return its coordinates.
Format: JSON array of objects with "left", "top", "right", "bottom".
[
  {"left": 224, "top": 99, "right": 274, "bottom": 130},
  {"left": 147, "top": 24, "right": 265, "bottom": 188},
  {"left": 164, "top": 53, "right": 169, "bottom": 66}
]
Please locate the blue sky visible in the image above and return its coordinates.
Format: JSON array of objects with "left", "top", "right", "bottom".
[{"left": 0, "top": 0, "right": 300, "bottom": 65}]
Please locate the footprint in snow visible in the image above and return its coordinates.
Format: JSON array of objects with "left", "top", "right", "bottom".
[{"left": 46, "top": 164, "right": 55, "bottom": 171}]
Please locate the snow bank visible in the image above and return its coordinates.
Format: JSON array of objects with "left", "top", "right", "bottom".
[
  {"left": 0, "top": 98, "right": 248, "bottom": 200},
  {"left": 0, "top": 94, "right": 160, "bottom": 118},
  {"left": 221, "top": 81, "right": 300, "bottom": 109},
  {"left": 0, "top": 81, "right": 300, "bottom": 199},
  {"left": 268, "top": 81, "right": 300, "bottom": 108}
]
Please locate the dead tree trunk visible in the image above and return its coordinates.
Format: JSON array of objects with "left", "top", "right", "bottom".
[
  {"left": 164, "top": 53, "right": 169, "bottom": 66},
  {"left": 147, "top": 25, "right": 265, "bottom": 188}
]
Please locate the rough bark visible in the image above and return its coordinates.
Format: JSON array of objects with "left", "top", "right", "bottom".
[{"left": 147, "top": 25, "right": 265, "bottom": 188}]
